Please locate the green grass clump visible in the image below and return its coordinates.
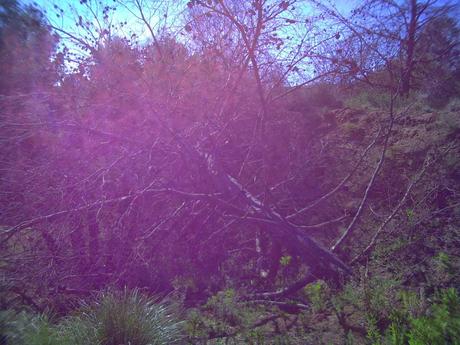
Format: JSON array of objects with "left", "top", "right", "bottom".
[
  {"left": 59, "top": 289, "right": 184, "bottom": 345},
  {"left": 1, "top": 289, "right": 184, "bottom": 345}
]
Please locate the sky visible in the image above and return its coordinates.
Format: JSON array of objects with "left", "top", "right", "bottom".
[
  {"left": 20, "top": 0, "right": 360, "bottom": 73},
  {"left": 28, "top": 0, "right": 359, "bottom": 42}
]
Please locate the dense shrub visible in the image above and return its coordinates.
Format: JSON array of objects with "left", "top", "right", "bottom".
[{"left": 385, "top": 288, "right": 460, "bottom": 345}]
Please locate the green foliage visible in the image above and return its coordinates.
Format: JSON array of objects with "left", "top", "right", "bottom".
[
  {"left": 279, "top": 255, "right": 292, "bottom": 267},
  {"left": 304, "top": 280, "right": 328, "bottom": 312},
  {"left": 385, "top": 288, "right": 460, "bottom": 345},
  {"left": 384, "top": 291, "right": 421, "bottom": 345},
  {"left": 367, "top": 314, "right": 383, "bottom": 345},
  {"left": 434, "top": 252, "right": 455, "bottom": 275},
  {"left": 407, "top": 288, "right": 460, "bottom": 345},
  {"left": 184, "top": 289, "right": 263, "bottom": 343},
  {"left": 387, "top": 316, "right": 408, "bottom": 345},
  {"left": 184, "top": 289, "right": 317, "bottom": 344},
  {"left": 333, "top": 281, "right": 362, "bottom": 311},
  {"left": 0, "top": 310, "right": 60, "bottom": 345},
  {"left": 345, "top": 89, "right": 392, "bottom": 110},
  {"left": 185, "top": 308, "right": 208, "bottom": 340},
  {"left": 202, "top": 289, "right": 251, "bottom": 333},
  {"left": 345, "top": 332, "right": 356, "bottom": 345},
  {"left": 405, "top": 209, "right": 415, "bottom": 222},
  {"left": 184, "top": 289, "right": 238, "bottom": 341}
]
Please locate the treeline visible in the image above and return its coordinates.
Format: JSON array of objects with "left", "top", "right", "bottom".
[{"left": 1, "top": 0, "right": 460, "bottom": 344}]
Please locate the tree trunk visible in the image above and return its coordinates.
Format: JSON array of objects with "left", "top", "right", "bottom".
[{"left": 401, "top": 0, "right": 417, "bottom": 96}]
